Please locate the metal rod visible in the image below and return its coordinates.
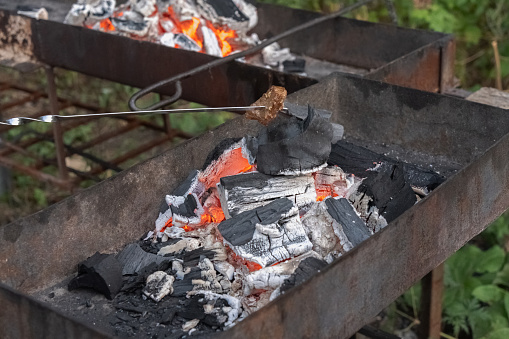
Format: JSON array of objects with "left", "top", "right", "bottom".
[
  {"left": 0, "top": 106, "right": 265, "bottom": 126},
  {"left": 45, "top": 66, "right": 69, "bottom": 181},
  {"left": 127, "top": 0, "right": 377, "bottom": 111}
]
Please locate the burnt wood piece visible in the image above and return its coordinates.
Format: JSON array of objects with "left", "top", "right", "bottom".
[
  {"left": 121, "top": 260, "right": 172, "bottom": 293},
  {"left": 172, "top": 169, "right": 200, "bottom": 197},
  {"left": 280, "top": 257, "right": 328, "bottom": 294},
  {"left": 68, "top": 252, "right": 122, "bottom": 300},
  {"left": 116, "top": 243, "right": 172, "bottom": 275},
  {"left": 218, "top": 171, "right": 316, "bottom": 218},
  {"left": 218, "top": 198, "right": 312, "bottom": 267},
  {"left": 255, "top": 106, "right": 333, "bottom": 175},
  {"left": 172, "top": 267, "right": 202, "bottom": 297},
  {"left": 325, "top": 198, "right": 371, "bottom": 247},
  {"left": 357, "top": 163, "right": 417, "bottom": 223},
  {"left": 329, "top": 140, "right": 445, "bottom": 190}
]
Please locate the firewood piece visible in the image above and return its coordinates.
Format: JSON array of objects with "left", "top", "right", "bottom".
[
  {"left": 116, "top": 243, "right": 172, "bottom": 275},
  {"left": 68, "top": 252, "right": 123, "bottom": 300},
  {"left": 217, "top": 172, "right": 316, "bottom": 218},
  {"left": 218, "top": 198, "right": 312, "bottom": 267},
  {"left": 325, "top": 198, "right": 371, "bottom": 247},
  {"left": 245, "top": 86, "right": 287, "bottom": 126},
  {"left": 256, "top": 106, "right": 333, "bottom": 175}
]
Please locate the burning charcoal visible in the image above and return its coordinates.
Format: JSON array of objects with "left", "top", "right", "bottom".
[
  {"left": 283, "top": 58, "right": 306, "bottom": 73},
  {"left": 116, "top": 243, "right": 171, "bottom": 275},
  {"left": 255, "top": 106, "right": 333, "bottom": 175},
  {"left": 217, "top": 172, "right": 316, "bottom": 218},
  {"left": 262, "top": 43, "right": 295, "bottom": 68},
  {"left": 245, "top": 86, "right": 287, "bottom": 126},
  {"left": 202, "top": 25, "right": 222, "bottom": 57},
  {"left": 143, "top": 271, "right": 175, "bottom": 302},
  {"left": 111, "top": 17, "right": 149, "bottom": 36},
  {"left": 183, "top": 247, "right": 227, "bottom": 266},
  {"left": 329, "top": 140, "right": 445, "bottom": 191},
  {"left": 325, "top": 198, "right": 371, "bottom": 248},
  {"left": 174, "top": 33, "right": 202, "bottom": 52},
  {"left": 65, "top": 0, "right": 116, "bottom": 26},
  {"left": 199, "top": 138, "right": 253, "bottom": 189},
  {"left": 218, "top": 198, "right": 312, "bottom": 267},
  {"left": 196, "top": 0, "right": 252, "bottom": 32},
  {"left": 314, "top": 166, "right": 355, "bottom": 200},
  {"left": 68, "top": 252, "right": 122, "bottom": 300},
  {"left": 243, "top": 251, "right": 319, "bottom": 296},
  {"left": 279, "top": 257, "right": 327, "bottom": 294},
  {"left": 160, "top": 32, "right": 176, "bottom": 47},
  {"left": 300, "top": 201, "right": 346, "bottom": 259}
]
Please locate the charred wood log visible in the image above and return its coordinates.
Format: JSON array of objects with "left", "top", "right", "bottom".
[
  {"left": 218, "top": 198, "right": 312, "bottom": 267},
  {"left": 217, "top": 171, "right": 316, "bottom": 218}
]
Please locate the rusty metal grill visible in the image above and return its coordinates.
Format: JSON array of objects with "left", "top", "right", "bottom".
[{"left": 0, "top": 71, "right": 194, "bottom": 190}]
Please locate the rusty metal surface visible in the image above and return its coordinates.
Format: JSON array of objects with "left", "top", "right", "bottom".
[
  {"left": 0, "top": 2, "right": 455, "bottom": 101},
  {"left": 1, "top": 74, "right": 509, "bottom": 338},
  {"left": 419, "top": 264, "right": 444, "bottom": 339},
  {"left": 0, "top": 282, "right": 110, "bottom": 339}
]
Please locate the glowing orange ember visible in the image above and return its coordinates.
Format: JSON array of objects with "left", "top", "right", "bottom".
[
  {"left": 200, "top": 147, "right": 252, "bottom": 189},
  {"left": 228, "top": 248, "right": 262, "bottom": 272},
  {"left": 100, "top": 18, "right": 115, "bottom": 32},
  {"left": 183, "top": 225, "right": 192, "bottom": 232},
  {"left": 206, "top": 22, "right": 237, "bottom": 56},
  {"left": 201, "top": 206, "right": 226, "bottom": 224},
  {"left": 181, "top": 17, "right": 203, "bottom": 48}
]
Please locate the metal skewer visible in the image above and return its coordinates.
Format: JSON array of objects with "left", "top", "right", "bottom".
[{"left": 0, "top": 105, "right": 266, "bottom": 126}]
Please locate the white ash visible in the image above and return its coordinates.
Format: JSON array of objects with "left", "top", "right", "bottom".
[
  {"left": 217, "top": 172, "right": 316, "bottom": 218},
  {"left": 111, "top": 17, "right": 150, "bottom": 36},
  {"left": 143, "top": 271, "right": 175, "bottom": 302},
  {"left": 172, "top": 260, "right": 186, "bottom": 280},
  {"left": 159, "top": 18, "right": 175, "bottom": 33},
  {"left": 182, "top": 318, "right": 200, "bottom": 332},
  {"left": 157, "top": 238, "right": 201, "bottom": 255},
  {"left": 129, "top": 0, "right": 156, "bottom": 17},
  {"left": 195, "top": 0, "right": 253, "bottom": 34},
  {"left": 232, "top": 0, "right": 258, "bottom": 30},
  {"left": 65, "top": 0, "right": 116, "bottom": 26},
  {"left": 349, "top": 191, "right": 388, "bottom": 233},
  {"left": 188, "top": 291, "right": 242, "bottom": 327},
  {"left": 155, "top": 208, "right": 172, "bottom": 233},
  {"left": 276, "top": 162, "right": 328, "bottom": 176},
  {"left": 213, "top": 261, "right": 235, "bottom": 281},
  {"left": 242, "top": 251, "right": 319, "bottom": 296},
  {"left": 241, "top": 136, "right": 257, "bottom": 165},
  {"left": 219, "top": 199, "right": 313, "bottom": 267},
  {"left": 262, "top": 42, "right": 295, "bottom": 69},
  {"left": 174, "top": 33, "right": 202, "bottom": 52},
  {"left": 171, "top": 0, "right": 201, "bottom": 22},
  {"left": 300, "top": 201, "right": 344, "bottom": 258},
  {"left": 202, "top": 25, "right": 222, "bottom": 57}
]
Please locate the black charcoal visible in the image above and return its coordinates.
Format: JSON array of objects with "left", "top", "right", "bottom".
[
  {"left": 325, "top": 198, "right": 371, "bottom": 247},
  {"left": 280, "top": 257, "right": 327, "bottom": 293},
  {"left": 116, "top": 243, "right": 172, "bottom": 275},
  {"left": 283, "top": 58, "right": 306, "bottom": 73},
  {"left": 256, "top": 106, "right": 333, "bottom": 175},
  {"left": 68, "top": 252, "right": 122, "bottom": 300}
]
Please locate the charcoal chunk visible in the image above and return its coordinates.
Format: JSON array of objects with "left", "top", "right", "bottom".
[
  {"left": 256, "top": 106, "right": 333, "bottom": 175},
  {"left": 116, "top": 243, "right": 172, "bottom": 275},
  {"left": 68, "top": 252, "right": 122, "bottom": 300},
  {"left": 201, "top": 138, "right": 241, "bottom": 170},
  {"left": 280, "top": 257, "right": 327, "bottom": 293},
  {"left": 325, "top": 198, "right": 371, "bottom": 247},
  {"left": 172, "top": 170, "right": 200, "bottom": 196},
  {"left": 329, "top": 140, "right": 445, "bottom": 190}
]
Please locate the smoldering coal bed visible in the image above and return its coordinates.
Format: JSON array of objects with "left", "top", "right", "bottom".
[{"left": 29, "top": 88, "right": 449, "bottom": 339}]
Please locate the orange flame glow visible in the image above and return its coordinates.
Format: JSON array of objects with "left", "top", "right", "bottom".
[
  {"left": 206, "top": 22, "right": 237, "bottom": 56},
  {"left": 99, "top": 18, "right": 115, "bottom": 32},
  {"left": 181, "top": 17, "right": 203, "bottom": 49}
]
